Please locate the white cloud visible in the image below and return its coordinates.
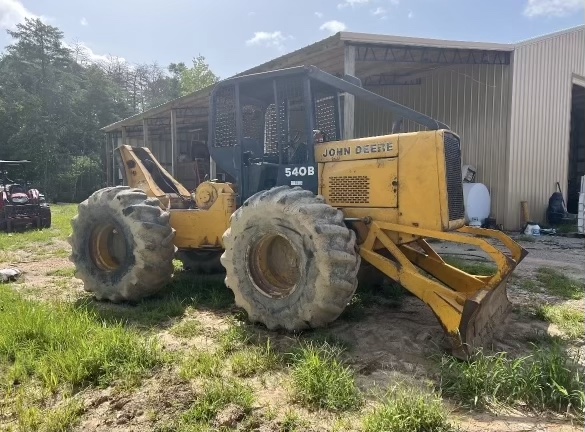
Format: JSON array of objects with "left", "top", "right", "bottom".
[
  {"left": 315, "top": 11, "right": 323, "bottom": 18},
  {"left": 338, "top": 0, "right": 369, "bottom": 9},
  {"left": 246, "top": 31, "right": 291, "bottom": 50},
  {"left": 80, "top": 16, "right": 88, "bottom": 26},
  {"left": 390, "top": 0, "right": 400, "bottom": 4},
  {"left": 319, "top": 20, "right": 346, "bottom": 34},
  {"left": 372, "top": 6, "right": 386, "bottom": 16},
  {"left": 0, "top": 0, "right": 37, "bottom": 30},
  {"left": 523, "top": 0, "right": 584, "bottom": 17},
  {"left": 408, "top": 10, "right": 414, "bottom": 18},
  {"left": 248, "top": 11, "right": 255, "bottom": 16},
  {"left": 65, "top": 40, "right": 120, "bottom": 65}
]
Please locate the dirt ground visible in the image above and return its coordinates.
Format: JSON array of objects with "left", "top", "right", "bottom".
[{"left": 1, "top": 232, "right": 584, "bottom": 432}]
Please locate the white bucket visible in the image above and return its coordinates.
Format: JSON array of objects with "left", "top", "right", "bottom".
[{"left": 524, "top": 223, "right": 541, "bottom": 236}]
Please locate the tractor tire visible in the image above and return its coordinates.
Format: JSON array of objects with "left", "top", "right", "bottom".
[
  {"left": 68, "top": 186, "right": 176, "bottom": 303},
  {"left": 176, "top": 249, "right": 224, "bottom": 274},
  {"left": 221, "top": 186, "right": 360, "bottom": 330},
  {"left": 40, "top": 206, "right": 51, "bottom": 228}
]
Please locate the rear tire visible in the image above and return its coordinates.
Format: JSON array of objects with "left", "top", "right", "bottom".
[
  {"left": 68, "top": 186, "right": 176, "bottom": 303},
  {"left": 221, "top": 186, "right": 360, "bottom": 330}
]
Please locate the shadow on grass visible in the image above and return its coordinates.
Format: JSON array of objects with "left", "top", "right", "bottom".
[
  {"left": 74, "top": 270, "right": 234, "bottom": 330},
  {"left": 340, "top": 279, "right": 407, "bottom": 322}
]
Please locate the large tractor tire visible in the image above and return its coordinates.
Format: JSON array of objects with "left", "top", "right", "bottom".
[
  {"left": 221, "top": 186, "right": 360, "bottom": 330},
  {"left": 68, "top": 186, "right": 176, "bottom": 303},
  {"left": 176, "top": 249, "right": 224, "bottom": 274}
]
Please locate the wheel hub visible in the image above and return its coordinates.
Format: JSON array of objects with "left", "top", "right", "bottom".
[
  {"left": 89, "top": 223, "right": 127, "bottom": 271},
  {"left": 248, "top": 233, "right": 300, "bottom": 298}
]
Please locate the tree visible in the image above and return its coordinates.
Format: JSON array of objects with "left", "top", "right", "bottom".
[
  {"left": 179, "top": 55, "right": 219, "bottom": 95},
  {"left": 0, "top": 18, "right": 220, "bottom": 202},
  {"left": 0, "top": 18, "right": 131, "bottom": 201}
]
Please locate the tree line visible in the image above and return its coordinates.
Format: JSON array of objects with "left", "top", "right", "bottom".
[{"left": 0, "top": 18, "right": 219, "bottom": 202}]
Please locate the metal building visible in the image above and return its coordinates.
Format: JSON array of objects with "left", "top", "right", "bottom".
[{"left": 102, "top": 25, "right": 585, "bottom": 230}]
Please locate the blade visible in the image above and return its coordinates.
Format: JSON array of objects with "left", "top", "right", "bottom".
[{"left": 454, "top": 279, "right": 512, "bottom": 359}]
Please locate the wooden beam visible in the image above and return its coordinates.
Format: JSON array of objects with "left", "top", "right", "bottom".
[
  {"left": 170, "top": 109, "right": 178, "bottom": 176},
  {"left": 343, "top": 44, "right": 356, "bottom": 140},
  {"left": 142, "top": 119, "right": 149, "bottom": 148}
]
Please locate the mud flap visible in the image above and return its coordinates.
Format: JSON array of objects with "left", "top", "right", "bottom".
[{"left": 454, "top": 278, "right": 512, "bottom": 360}]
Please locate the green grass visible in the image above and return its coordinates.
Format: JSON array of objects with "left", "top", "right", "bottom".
[
  {"left": 0, "top": 285, "right": 162, "bottom": 392},
  {"left": 289, "top": 342, "right": 363, "bottom": 412},
  {"left": 281, "top": 410, "right": 309, "bottom": 431},
  {"left": 303, "top": 329, "right": 352, "bottom": 351},
  {"left": 556, "top": 222, "right": 578, "bottom": 234},
  {"left": 534, "top": 305, "right": 584, "bottom": 339},
  {"left": 230, "top": 340, "right": 280, "bottom": 377},
  {"left": 520, "top": 279, "right": 539, "bottom": 292},
  {"left": 443, "top": 256, "right": 496, "bottom": 276},
  {"left": 178, "top": 378, "right": 255, "bottom": 429},
  {"left": 363, "top": 386, "right": 457, "bottom": 432},
  {"left": 46, "top": 268, "right": 76, "bottom": 278},
  {"left": 535, "top": 267, "right": 585, "bottom": 300},
  {"left": 0, "top": 204, "right": 77, "bottom": 253},
  {"left": 76, "top": 274, "right": 232, "bottom": 330},
  {"left": 16, "top": 397, "right": 84, "bottom": 432},
  {"left": 218, "top": 321, "right": 253, "bottom": 354},
  {"left": 440, "top": 344, "right": 584, "bottom": 416},
  {"left": 170, "top": 319, "right": 203, "bottom": 338},
  {"left": 180, "top": 351, "right": 223, "bottom": 379}
]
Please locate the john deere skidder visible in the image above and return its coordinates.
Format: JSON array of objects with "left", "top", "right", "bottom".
[{"left": 69, "top": 66, "right": 526, "bottom": 358}]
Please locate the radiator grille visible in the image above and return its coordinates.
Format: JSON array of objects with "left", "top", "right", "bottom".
[
  {"left": 443, "top": 133, "right": 465, "bottom": 221},
  {"left": 329, "top": 176, "right": 370, "bottom": 204}
]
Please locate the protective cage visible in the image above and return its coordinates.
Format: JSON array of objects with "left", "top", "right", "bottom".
[{"left": 210, "top": 74, "right": 341, "bottom": 160}]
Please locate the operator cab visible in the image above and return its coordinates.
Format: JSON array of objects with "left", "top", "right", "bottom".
[
  {"left": 208, "top": 65, "right": 448, "bottom": 204},
  {"left": 208, "top": 66, "right": 343, "bottom": 203}
]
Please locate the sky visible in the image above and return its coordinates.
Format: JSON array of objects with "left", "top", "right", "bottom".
[{"left": 0, "top": 0, "right": 583, "bottom": 78}]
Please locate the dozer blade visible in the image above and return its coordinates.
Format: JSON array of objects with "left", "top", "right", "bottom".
[
  {"left": 455, "top": 278, "right": 512, "bottom": 359},
  {"left": 358, "top": 221, "right": 528, "bottom": 360}
]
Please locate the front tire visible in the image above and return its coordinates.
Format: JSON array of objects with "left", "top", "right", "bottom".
[
  {"left": 221, "top": 186, "right": 360, "bottom": 330},
  {"left": 68, "top": 186, "right": 176, "bottom": 303}
]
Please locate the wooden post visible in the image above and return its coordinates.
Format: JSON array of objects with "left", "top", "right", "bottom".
[
  {"left": 343, "top": 44, "right": 356, "bottom": 140},
  {"left": 520, "top": 201, "right": 531, "bottom": 225},
  {"left": 121, "top": 126, "right": 127, "bottom": 145},
  {"left": 170, "top": 109, "right": 177, "bottom": 177},
  {"left": 142, "top": 119, "right": 149, "bottom": 149}
]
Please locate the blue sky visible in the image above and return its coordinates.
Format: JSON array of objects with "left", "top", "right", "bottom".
[{"left": 0, "top": 0, "right": 583, "bottom": 77}]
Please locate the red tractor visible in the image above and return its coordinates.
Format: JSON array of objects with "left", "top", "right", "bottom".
[{"left": 0, "top": 160, "right": 51, "bottom": 232}]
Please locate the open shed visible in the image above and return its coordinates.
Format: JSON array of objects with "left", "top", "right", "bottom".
[{"left": 102, "top": 26, "right": 585, "bottom": 230}]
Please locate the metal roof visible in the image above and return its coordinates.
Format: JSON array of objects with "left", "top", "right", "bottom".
[
  {"left": 101, "top": 26, "right": 581, "bottom": 132},
  {"left": 339, "top": 32, "right": 513, "bottom": 51}
]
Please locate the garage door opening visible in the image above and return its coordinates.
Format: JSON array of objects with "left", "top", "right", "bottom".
[{"left": 567, "top": 83, "right": 585, "bottom": 214}]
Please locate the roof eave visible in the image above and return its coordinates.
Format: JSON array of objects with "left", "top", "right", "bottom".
[
  {"left": 339, "top": 31, "right": 514, "bottom": 51},
  {"left": 100, "top": 85, "right": 214, "bottom": 132}
]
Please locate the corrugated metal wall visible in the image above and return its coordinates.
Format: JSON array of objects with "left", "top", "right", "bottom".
[
  {"left": 507, "top": 27, "right": 585, "bottom": 230},
  {"left": 355, "top": 63, "right": 512, "bottom": 224}
]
